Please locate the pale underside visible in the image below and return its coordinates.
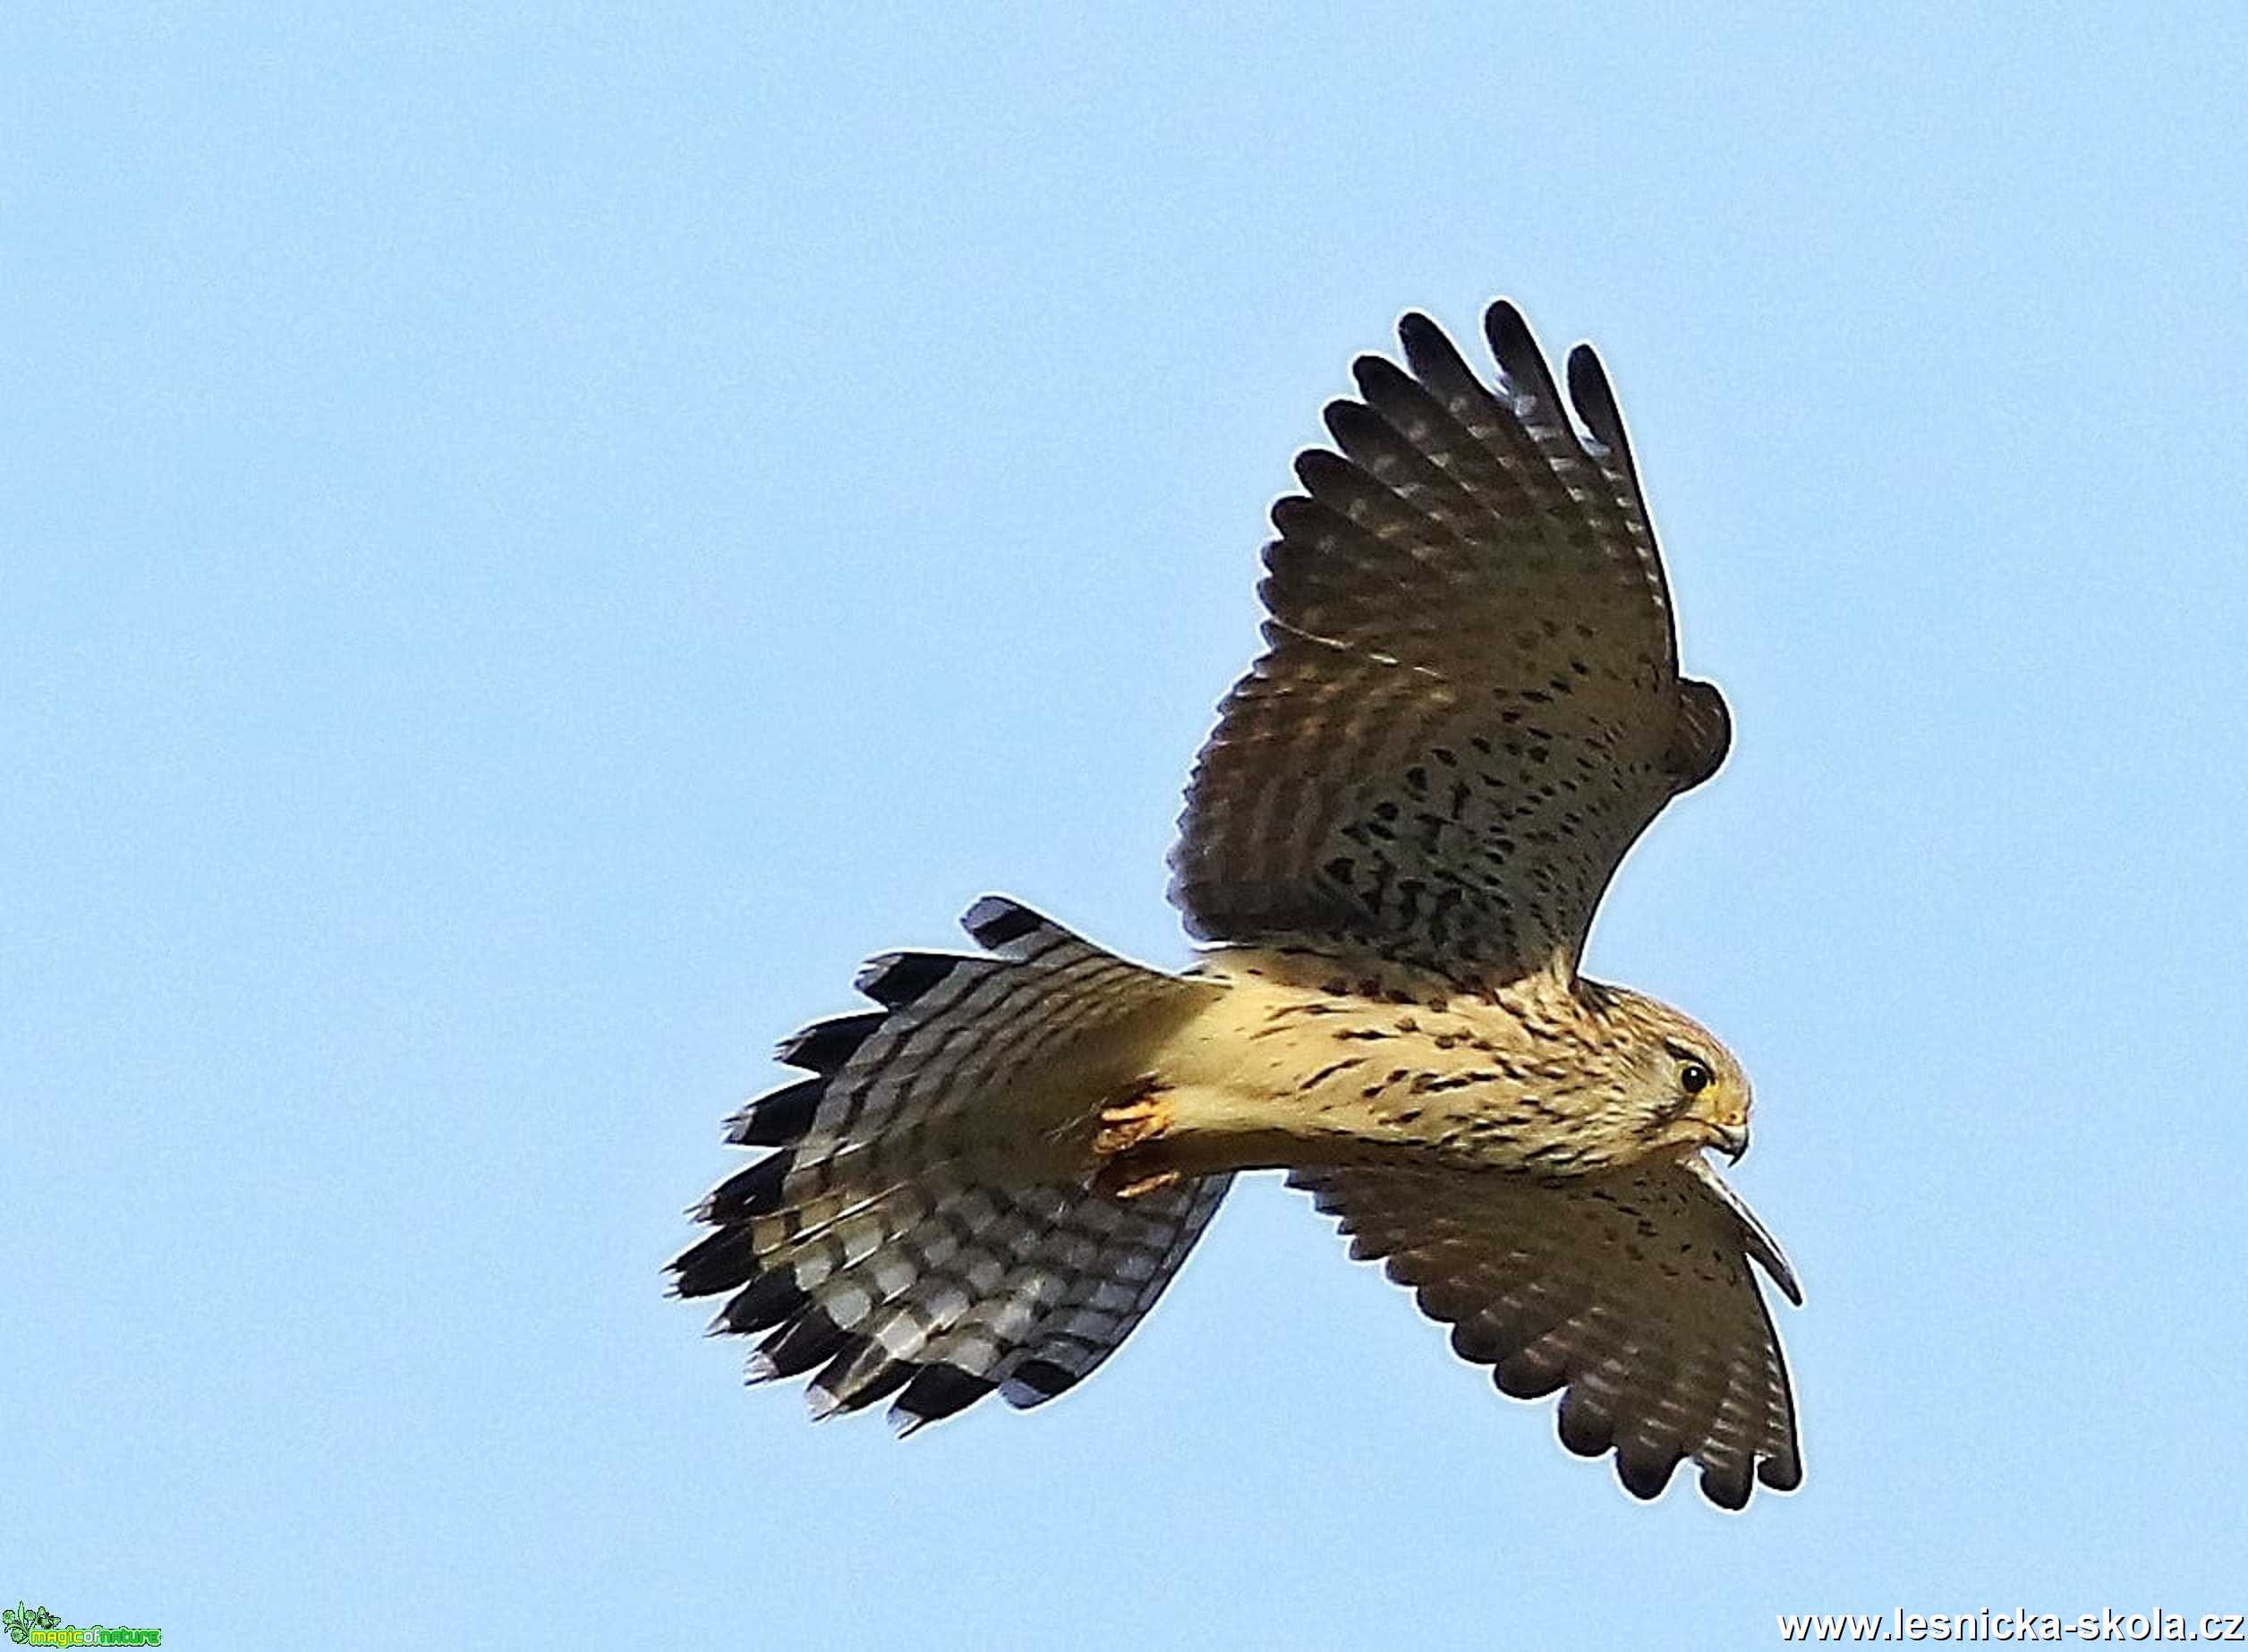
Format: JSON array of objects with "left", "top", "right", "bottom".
[{"left": 678, "top": 302, "right": 1801, "bottom": 1511}]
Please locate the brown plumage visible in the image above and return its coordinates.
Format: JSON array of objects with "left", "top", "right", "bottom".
[{"left": 675, "top": 297, "right": 1801, "bottom": 1509}]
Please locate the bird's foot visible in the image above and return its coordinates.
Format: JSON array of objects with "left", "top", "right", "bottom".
[{"left": 1091, "top": 1088, "right": 1179, "bottom": 1199}]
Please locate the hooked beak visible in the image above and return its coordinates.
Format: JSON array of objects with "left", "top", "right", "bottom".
[{"left": 1710, "top": 1122, "right": 1750, "bottom": 1163}]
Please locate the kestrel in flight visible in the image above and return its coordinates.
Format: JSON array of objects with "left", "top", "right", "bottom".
[{"left": 674, "top": 297, "right": 1802, "bottom": 1508}]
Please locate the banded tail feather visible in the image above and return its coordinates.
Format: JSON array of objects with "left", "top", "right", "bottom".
[{"left": 672, "top": 896, "right": 1230, "bottom": 1432}]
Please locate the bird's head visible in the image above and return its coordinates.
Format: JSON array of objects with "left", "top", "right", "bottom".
[{"left": 1592, "top": 987, "right": 1753, "bottom": 1164}]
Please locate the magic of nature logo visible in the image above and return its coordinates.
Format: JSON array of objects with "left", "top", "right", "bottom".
[{"left": 3, "top": 1603, "right": 160, "bottom": 1648}]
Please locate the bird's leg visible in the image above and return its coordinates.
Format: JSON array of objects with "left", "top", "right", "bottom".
[{"left": 1091, "top": 1077, "right": 1179, "bottom": 1199}]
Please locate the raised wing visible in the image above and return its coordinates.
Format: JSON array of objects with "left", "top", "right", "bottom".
[
  {"left": 1169, "top": 302, "right": 1730, "bottom": 980},
  {"left": 1292, "top": 1157, "right": 1801, "bottom": 1509}
]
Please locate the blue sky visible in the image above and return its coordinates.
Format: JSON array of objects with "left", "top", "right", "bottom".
[{"left": 8, "top": 5, "right": 2245, "bottom": 1644}]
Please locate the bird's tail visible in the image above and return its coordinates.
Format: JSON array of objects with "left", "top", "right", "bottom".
[{"left": 671, "top": 896, "right": 1230, "bottom": 1430}]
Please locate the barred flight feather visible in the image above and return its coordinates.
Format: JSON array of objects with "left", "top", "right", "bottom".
[{"left": 671, "top": 897, "right": 1230, "bottom": 1432}]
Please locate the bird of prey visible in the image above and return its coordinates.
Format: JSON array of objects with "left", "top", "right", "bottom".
[{"left": 673, "top": 297, "right": 1801, "bottom": 1509}]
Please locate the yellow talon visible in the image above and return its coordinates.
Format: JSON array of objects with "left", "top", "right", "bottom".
[{"left": 1092, "top": 1089, "right": 1176, "bottom": 1197}]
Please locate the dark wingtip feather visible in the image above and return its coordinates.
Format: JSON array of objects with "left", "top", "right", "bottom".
[
  {"left": 715, "top": 1269, "right": 809, "bottom": 1335},
  {"left": 1000, "top": 1358, "right": 1079, "bottom": 1409},
  {"left": 670, "top": 1226, "right": 762, "bottom": 1299},
  {"left": 1556, "top": 1389, "right": 1616, "bottom": 1459},
  {"left": 1321, "top": 396, "right": 1425, "bottom": 482},
  {"left": 724, "top": 1077, "right": 822, "bottom": 1146},
  {"left": 699, "top": 1149, "right": 795, "bottom": 1223},
  {"left": 775, "top": 1011, "right": 886, "bottom": 1076},
  {"left": 1615, "top": 1443, "right": 1684, "bottom": 1501},
  {"left": 1483, "top": 299, "right": 1565, "bottom": 415},
  {"left": 813, "top": 1353, "right": 918, "bottom": 1416},
  {"left": 1758, "top": 1451, "right": 1804, "bottom": 1493},
  {"left": 855, "top": 950, "right": 958, "bottom": 1009},
  {"left": 1396, "top": 311, "right": 1483, "bottom": 401},
  {"left": 1292, "top": 446, "right": 1356, "bottom": 499},
  {"left": 1350, "top": 350, "right": 1398, "bottom": 391},
  {"left": 960, "top": 894, "right": 1044, "bottom": 950},
  {"left": 1699, "top": 1459, "right": 1754, "bottom": 1511},
  {"left": 1494, "top": 1350, "right": 1568, "bottom": 1401},
  {"left": 1350, "top": 351, "right": 1429, "bottom": 425},
  {"left": 1268, "top": 493, "right": 1321, "bottom": 544},
  {"left": 890, "top": 1364, "right": 998, "bottom": 1434},
  {"left": 1319, "top": 395, "right": 1371, "bottom": 451},
  {"left": 1394, "top": 309, "right": 1450, "bottom": 357},
  {"left": 1565, "top": 341, "right": 1637, "bottom": 484},
  {"left": 754, "top": 1305, "right": 854, "bottom": 1382}
]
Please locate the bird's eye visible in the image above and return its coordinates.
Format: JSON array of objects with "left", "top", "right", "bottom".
[{"left": 1679, "top": 1061, "right": 1713, "bottom": 1096}]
